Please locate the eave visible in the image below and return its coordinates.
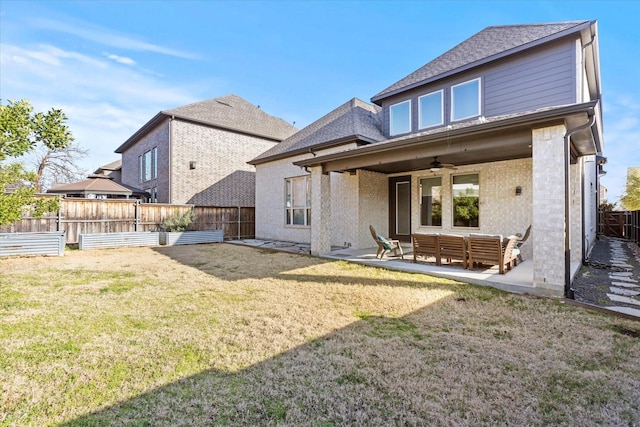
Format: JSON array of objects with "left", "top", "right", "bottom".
[
  {"left": 294, "top": 101, "right": 600, "bottom": 174},
  {"left": 371, "top": 20, "right": 594, "bottom": 105}
]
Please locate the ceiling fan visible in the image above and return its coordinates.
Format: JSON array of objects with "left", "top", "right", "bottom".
[{"left": 429, "top": 156, "right": 457, "bottom": 172}]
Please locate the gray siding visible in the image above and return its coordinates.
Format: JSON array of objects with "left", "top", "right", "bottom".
[
  {"left": 484, "top": 40, "right": 575, "bottom": 116},
  {"left": 381, "top": 38, "right": 577, "bottom": 137}
]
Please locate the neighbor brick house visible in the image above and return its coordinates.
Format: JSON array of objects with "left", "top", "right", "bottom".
[
  {"left": 115, "top": 95, "right": 297, "bottom": 206},
  {"left": 250, "top": 20, "right": 605, "bottom": 298}
]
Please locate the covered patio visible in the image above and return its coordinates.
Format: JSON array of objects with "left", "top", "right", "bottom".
[{"left": 293, "top": 102, "right": 603, "bottom": 298}]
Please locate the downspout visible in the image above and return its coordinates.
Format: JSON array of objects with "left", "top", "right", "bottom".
[
  {"left": 169, "top": 116, "right": 174, "bottom": 204},
  {"left": 563, "top": 112, "right": 597, "bottom": 298}
]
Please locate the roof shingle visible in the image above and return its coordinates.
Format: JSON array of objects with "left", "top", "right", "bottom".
[
  {"left": 165, "top": 94, "right": 297, "bottom": 141},
  {"left": 250, "top": 98, "right": 383, "bottom": 164},
  {"left": 372, "top": 21, "right": 591, "bottom": 103}
]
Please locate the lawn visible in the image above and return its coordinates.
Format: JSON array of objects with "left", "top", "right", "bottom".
[{"left": 1, "top": 243, "right": 639, "bottom": 426}]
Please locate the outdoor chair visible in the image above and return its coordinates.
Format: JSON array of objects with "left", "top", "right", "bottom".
[
  {"left": 369, "top": 225, "right": 404, "bottom": 259},
  {"left": 412, "top": 233, "right": 440, "bottom": 264},
  {"left": 515, "top": 225, "right": 531, "bottom": 262},
  {"left": 467, "top": 234, "right": 518, "bottom": 274},
  {"left": 437, "top": 234, "right": 468, "bottom": 269}
]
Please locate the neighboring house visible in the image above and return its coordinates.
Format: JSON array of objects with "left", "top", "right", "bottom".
[
  {"left": 250, "top": 20, "right": 605, "bottom": 298},
  {"left": 47, "top": 174, "right": 147, "bottom": 199},
  {"left": 93, "top": 159, "right": 122, "bottom": 184},
  {"left": 115, "top": 95, "right": 297, "bottom": 206}
]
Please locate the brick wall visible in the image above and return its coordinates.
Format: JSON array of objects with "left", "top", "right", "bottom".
[
  {"left": 171, "top": 120, "right": 277, "bottom": 206},
  {"left": 120, "top": 119, "right": 170, "bottom": 202}
]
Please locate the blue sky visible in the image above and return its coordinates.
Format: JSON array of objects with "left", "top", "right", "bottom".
[{"left": 1, "top": 0, "right": 638, "bottom": 203}]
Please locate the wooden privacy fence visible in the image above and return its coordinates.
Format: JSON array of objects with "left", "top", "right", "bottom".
[
  {"left": 599, "top": 210, "right": 640, "bottom": 246},
  {"left": 0, "top": 198, "right": 255, "bottom": 244}
]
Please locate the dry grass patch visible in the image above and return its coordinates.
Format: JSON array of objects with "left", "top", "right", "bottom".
[{"left": 1, "top": 243, "right": 639, "bottom": 426}]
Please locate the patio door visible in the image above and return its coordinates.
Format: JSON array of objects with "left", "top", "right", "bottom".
[{"left": 389, "top": 176, "right": 411, "bottom": 242}]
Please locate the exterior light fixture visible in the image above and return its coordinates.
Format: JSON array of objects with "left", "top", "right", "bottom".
[
  {"left": 515, "top": 186, "right": 522, "bottom": 196},
  {"left": 189, "top": 161, "right": 196, "bottom": 170}
]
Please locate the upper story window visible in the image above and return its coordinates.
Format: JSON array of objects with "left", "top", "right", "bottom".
[
  {"left": 418, "top": 90, "right": 443, "bottom": 129},
  {"left": 139, "top": 147, "right": 158, "bottom": 183},
  {"left": 389, "top": 100, "right": 411, "bottom": 136},
  {"left": 451, "top": 78, "right": 481, "bottom": 121}
]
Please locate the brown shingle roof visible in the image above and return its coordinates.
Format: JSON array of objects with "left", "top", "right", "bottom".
[
  {"left": 165, "top": 94, "right": 297, "bottom": 141},
  {"left": 115, "top": 94, "right": 297, "bottom": 153},
  {"left": 372, "top": 21, "right": 591, "bottom": 103},
  {"left": 250, "top": 98, "right": 383, "bottom": 164}
]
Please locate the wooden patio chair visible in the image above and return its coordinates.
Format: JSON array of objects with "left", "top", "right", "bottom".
[
  {"left": 437, "top": 234, "right": 468, "bottom": 269},
  {"left": 412, "top": 233, "right": 440, "bottom": 264},
  {"left": 467, "top": 234, "right": 518, "bottom": 274},
  {"left": 369, "top": 225, "right": 404, "bottom": 259},
  {"left": 515, "top": 225, "right": 531, "bottom": 262}
]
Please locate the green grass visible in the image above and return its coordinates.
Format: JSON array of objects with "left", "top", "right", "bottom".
[{"left": 1, "top": 243, "right": 639, "bottom": 426}]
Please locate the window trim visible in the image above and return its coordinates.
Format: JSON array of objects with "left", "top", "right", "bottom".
[
  {"left": 451, "top": 172, "right": 480, "bottom": 228},
  {"left": 285, "top": 175, "right": 311, "bottom": 227},
  {"left": 418, "top": 90, "right": 444, "bottom": 129},
  {"left": 451, "top": 78, "right": 481, "bottom": 122},
  {"left": 389, "top": 99, "right": 412, "bottom": 136}
]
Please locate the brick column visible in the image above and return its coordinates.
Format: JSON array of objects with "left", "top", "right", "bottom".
[
  {"left": 310, "top": 166, "right": 331, "bottom": 256},
  {"left": 532, "top": 124, "right": 567, "bottom": 297}
]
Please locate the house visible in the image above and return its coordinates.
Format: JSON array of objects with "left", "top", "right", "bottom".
[
  {"left": 93, "top": 159, "right": 122, "bottom": 184},
  {"left": 250, "top": 20, "right": 604, "bottom": 298},
  {"left": 115, "top": 95, "right": 297, "bottom": 206},
  {"left": 46, "top": 174, "right": 147, "bottom": 199}
]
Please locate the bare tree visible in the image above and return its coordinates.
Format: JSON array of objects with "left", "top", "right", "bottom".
[{"left": 26, "top": 143, "right": 89, "bottom": 192}]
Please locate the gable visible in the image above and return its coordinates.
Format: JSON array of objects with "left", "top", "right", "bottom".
[
  {"left": 372, "top": 21, "right": 591, "bottom": 104},
  {"left": 250, "top": 98, "right": 383, "bottom": 165}
]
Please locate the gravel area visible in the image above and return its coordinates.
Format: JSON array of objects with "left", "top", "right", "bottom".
[{"left": 572, "top": 236, "right": 640, "bottom": 314}]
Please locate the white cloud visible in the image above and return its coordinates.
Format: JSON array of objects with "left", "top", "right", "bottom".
[
  {"left": 0, "top": 42, "right": 206, "bottom": 173},
  {"left": 33, "top": 16, "right": 201, "bottom": 60},
  {"left": 104, "top": 53, "right": 136, "bottom": 65}
]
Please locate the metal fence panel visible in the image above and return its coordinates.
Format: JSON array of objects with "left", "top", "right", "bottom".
[
  {"left": 0, "top": 232, "right": 66, "bottom": 257},
  {"left": 78, "top": 232, "right": 160, "bottom": 250}
]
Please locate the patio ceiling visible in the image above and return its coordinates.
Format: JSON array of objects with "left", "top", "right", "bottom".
[{"left": 294, "top": 102, "right": 600, "bottom": 175}]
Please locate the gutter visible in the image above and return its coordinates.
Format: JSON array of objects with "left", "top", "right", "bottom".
[
  {"left": 295, "top": 101, "right": 597, "bottom": 168},
  {"left": 564, "top": 112, "right": 597, "bottom": 299}
]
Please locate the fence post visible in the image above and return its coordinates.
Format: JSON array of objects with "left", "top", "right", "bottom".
[
  {"left": 57, "top": 196, "right": 62, "bottom": 232},
  {"left": 135, "top": 200, "right": 139, "bottom": 232},
  {"left": 237, "top": 206, "right": 241, "bottom": 240}
]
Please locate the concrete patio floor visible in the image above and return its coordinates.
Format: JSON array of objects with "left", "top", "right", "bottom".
[{"left": 229, "top": 239, "right": 534, "bottom": 295}]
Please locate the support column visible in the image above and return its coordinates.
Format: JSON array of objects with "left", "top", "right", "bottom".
[
  {"left": 310, "top": 166, "right": 331, "bottom": 256},
  {"left": 532, "top": 124, "right": 567, "bottom": 297}
]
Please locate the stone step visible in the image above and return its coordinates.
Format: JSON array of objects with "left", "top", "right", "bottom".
[
  {"left": 609, "top": 287, "right": 640, "bottom": 296},
  {"left": 612, "top": 281, "right": 640, "bottom": 288},
  {"left": 607, "top": 293, "right": 640, "bottom": 307}
]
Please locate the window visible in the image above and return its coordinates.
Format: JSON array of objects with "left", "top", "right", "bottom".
[
  {"left": 419, "top": 91, "right": 443, "bottom": 129},
  {"left": 138, "top": 155, "right": 143, "bottom": 183},
  {"left": 144, "top": 150, "right": 152, "bottom": 181},
  {"left": 151, "top": 147, "right": 157, "bottom": 179},
  {"left": 451, "top": 78, "right": 480, "bottom": 121},
  {"left": 285, "top": 176, "right": 311, "bottom": 226},
  {"left": 139, "top": 147, "right": 158, "bottom": 182},
  {"left": 420, "top": 177, "right": 442, "bottom": 226},
  {"left": 389, "top": 100, "right": 411, "bottom": 135},
  {"left": 452, "top": 174, "right": 479, "bottom": 227}
]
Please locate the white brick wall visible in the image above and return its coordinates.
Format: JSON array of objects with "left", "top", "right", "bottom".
[{"left": 532, "top": 124, "right": 567, "bottom": 296}]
